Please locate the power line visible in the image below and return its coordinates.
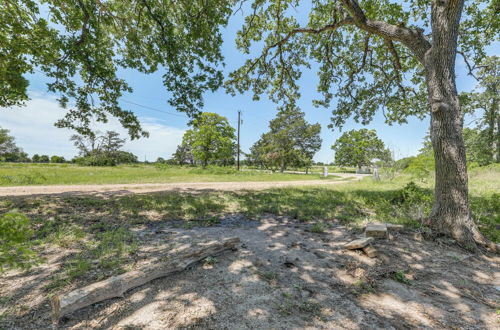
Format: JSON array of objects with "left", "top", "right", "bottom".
[
  {"left": 31, "top": 69, "right": 187, "bottom": 119},
  {"left": 120, "top": 99, "right": 187, "bottom": 118}
]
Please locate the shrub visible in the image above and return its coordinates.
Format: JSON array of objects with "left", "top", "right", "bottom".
[
  {"left": 0, "top": 212, "right": 39, "bottom": 271},
  {"left": 403, "top": 154, "right": 435, "bottom": 180},
  {"left": 73, "top": 151, "right": 138, "bottom": 166},
  {"left": 50, "top": 155, "right": 65, "bottom": 163},
  {"left": 73, "top": 154, "right": 117, "bottom": 166},
  {"left": 392, "top": 181, "right": 433, "bottom": 207},
  {"left": 39, "top": 155, "right": 50, "bottom": 163},
  {"left": 394, "top": 156, "right": 415, "bottom": 170}
]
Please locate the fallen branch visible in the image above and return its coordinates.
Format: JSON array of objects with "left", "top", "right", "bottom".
[{"left": 51, "top": 237, "right": 240, "bottom": 323}]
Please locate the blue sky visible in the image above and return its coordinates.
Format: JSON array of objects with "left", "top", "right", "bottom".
[{"left": 1, "top": 6, "right": 497, "bottom": 162}]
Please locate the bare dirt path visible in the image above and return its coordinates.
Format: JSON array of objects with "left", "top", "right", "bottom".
[{"left": 0, "top": 173, "right": 367, "bottom": 197}]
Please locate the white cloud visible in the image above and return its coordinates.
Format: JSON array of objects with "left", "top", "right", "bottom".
[{"left": 0, "top": 95, "right": 185, "bottom": 161}]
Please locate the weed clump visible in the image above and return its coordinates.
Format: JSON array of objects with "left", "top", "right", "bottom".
[{"left": 0, "top": 212, "right": 39, "bottom": 271}]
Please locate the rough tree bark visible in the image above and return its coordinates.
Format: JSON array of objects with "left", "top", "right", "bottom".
[
  {"left": 489, "top": 88, "right": 500, "bottom": 162},
  {"left": 423, "top": 1, "right": 497, "bottom": 251},
  {"left": 338, "top": 0, "right": 498, "bottom": 251},
  {"left": 495, "top": 113, "right": 500, "bottom": 163}
]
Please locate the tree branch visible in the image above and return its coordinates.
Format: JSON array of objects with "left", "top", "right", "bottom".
[
  {"left": 340, "top": 0, "right": 430, "bottom": 63},
  {"left": 458, "top": 51, "right": 478, "bottom": 80},
  {"left": 384, "top": 38, "right": 402, "bottom": 71},
  {"left": 246, "top": 18, "right": 354, "bottom": 74}
]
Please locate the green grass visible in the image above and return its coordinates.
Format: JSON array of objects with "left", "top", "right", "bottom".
[
  {"left": 0, "top": 164, "right": 498, "bottom": 292},
  {"left": 1, "top": 165, "right": 498, "bottom": 241},
  {"left": 242, "top": 165, "right": 358, "bottom": 174},
  {"left": 44, "top": 227, "right": 137, "bottom": 292},
  {"left": 310, "top": 222, "right": 328, "bottom": 233},
  {"left": 0, "top": 163, "right": 341, "bottom": 186},
  {"left": 393, "top": 270, "right": 412, "bottom": 285}
]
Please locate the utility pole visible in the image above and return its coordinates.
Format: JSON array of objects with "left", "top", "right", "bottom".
[{"left": 237, "top": 110, "right": 241, "bottom": 171}]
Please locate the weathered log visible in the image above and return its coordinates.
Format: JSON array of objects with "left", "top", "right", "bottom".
[
  {"left": 344, "top": 237, "right": 373, "bottom": 250},
  {"left": 51, "top": 237, "right": 240, "bottom": 323}
]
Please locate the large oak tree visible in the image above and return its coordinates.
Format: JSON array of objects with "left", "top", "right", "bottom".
[
  {"left": 1, "top": 0, "right": 232, "bottom": 137},
  {"left": 1, "top": 0, "right": 498, "bottom": 250},
  {"left": 225, "top": 0, "right": 499, "bottom": 251}
]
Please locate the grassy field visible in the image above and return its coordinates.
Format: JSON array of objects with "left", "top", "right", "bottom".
[
  {"left": 0, "top": 163, "right": 341, "bottom": 186},
  {"left": 0, "top": 163, "right": 498, "bottom": 310}
]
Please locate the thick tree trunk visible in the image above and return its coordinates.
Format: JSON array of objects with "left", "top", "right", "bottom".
[
  {"left": 424, "top": 1, "right": 497, "bottom": 251},
  {"left": 496, "top": 113, "right": 500, "bottom": 162},
  {"left": 491, "top": 95, "right": 500, "bottom": 163}
]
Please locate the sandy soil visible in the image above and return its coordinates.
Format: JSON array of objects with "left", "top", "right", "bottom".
[
  {"left": 1, "top": 215, "right": 498, "bottom": 329},
  {"left": 0, "top": 174, "right": 364, "bottom": 197}
]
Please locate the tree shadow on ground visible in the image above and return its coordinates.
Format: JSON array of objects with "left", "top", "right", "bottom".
[
  {"left": 62, "top": 217, "right": 500, "bottom": 329},
  {"left": 0, "top": 187, "right": 499, "bottom": 329},
  {"left": 1, "top": 213, "right": 499, "bottom": 329}
]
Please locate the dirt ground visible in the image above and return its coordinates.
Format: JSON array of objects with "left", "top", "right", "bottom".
[
  {"left": 0, "top": 174, "right": 364, "bottom": 197},
  {"left": 1, "top": 214, "right": 498, "bottom": 329}
]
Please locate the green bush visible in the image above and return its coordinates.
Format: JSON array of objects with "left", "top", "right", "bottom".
[
  {"left": 391, "top": 181, "right": 433, "bottom": 221},
  {"left": 394, "top": 181, "right": 432, "bottom": 205},
  {"left": 50, "top": 155, "right": 66, "bottom": 163},
  {"left": 0, "top": 212, "right": 38, "bottom": 271},
  {"left": 73, "top": 151, "right": 138, "bottom": 166},
  {"left": 403, "top": 154, "right": 435, "bottom": 180},
  {"left": 394, "top": 156, "right": 415, "bottom": 170}
]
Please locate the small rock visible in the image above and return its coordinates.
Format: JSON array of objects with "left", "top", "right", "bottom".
[
  {"left": 362, "top": 246, "right": 378, "bottom": 258},
  {"left": 494, "top": 286, "right": 500, "bottom": 292},
  {"left": 344, "top": 237, "right": 374, "bottom": 249},
  {"left": 365, "top": 223, "right": 388, "bottom": 238},
  {"left": 268, "top": 244, "right": 276, "bottom": 248}
]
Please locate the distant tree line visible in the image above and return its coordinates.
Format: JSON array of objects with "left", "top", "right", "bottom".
[{"left": 0, "top": 127, "right": 138, "bottom": 166}]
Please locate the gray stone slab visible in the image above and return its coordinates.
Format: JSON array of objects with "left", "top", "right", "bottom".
[{"left": 365, "top": 223, "right": 388, "bottom": 238}]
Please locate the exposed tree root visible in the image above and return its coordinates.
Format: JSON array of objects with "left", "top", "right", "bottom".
[
  {"left": 470, "top": 226, "right": 500, "bottom": 253},
  {"left": 423, "top": 215, "right": 499, "bottom": 254}
]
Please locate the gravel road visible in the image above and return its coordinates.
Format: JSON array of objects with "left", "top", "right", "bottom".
[{"left": 0, "top": 174, "right": 366, "bottom": 197}]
